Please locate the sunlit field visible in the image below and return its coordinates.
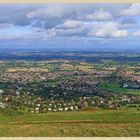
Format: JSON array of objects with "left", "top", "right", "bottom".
[{"left": 0, "top": 109, "right": 140, "bottom": 136}]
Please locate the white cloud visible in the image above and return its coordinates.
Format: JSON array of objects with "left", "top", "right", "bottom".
[
  {"left": 112, "top": 30, "right": 128, "bottom": 38},
  {"left": 44, "top": 28, "right": 56, "bottom": 40},
  {"left": 48, "top": 20, "right": 98, "bottom": 38},
  {"left": 25, "top": 4, "right": 138, "bottom": 40},
  {"left": 88, "top": 22, "right": 129, "bottom": 38},
  {"left": 26, "top": 6, "right": 73, "bottom": 19},
  {"left": 57, "top": 20, "right": 83, "bottom": 29},
  {"left": 0, "top": 24, "right": 46, "bottom": 40},
  {"left": 1, "top": 4, "right": 140, "bottom": 45},
  {"left": 132, "top": 30, "right": 140, "bottom": 36},
  {"left": 45, "top": 21, "right": 129, "bottom": 39},
  {"left": 86, "top": 9, "right": 112, "bottom": 21},
  {"left": 120, "top": 3, "right": 140, "bottom": 16}
]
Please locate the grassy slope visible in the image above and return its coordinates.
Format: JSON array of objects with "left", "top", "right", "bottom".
[
  {"left": 100, "top": 82, "right": 140, "bottom": 95},
  {"left": 0, "top": 110, "right": 140, "bottom": 136}
]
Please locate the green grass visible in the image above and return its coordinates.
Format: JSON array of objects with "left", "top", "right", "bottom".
[
  {"left": 100, "top": 82, "right": 140, "bottom": 95},
  {"left": 0, "top": 109, "right": 140, "bottom": 136}
]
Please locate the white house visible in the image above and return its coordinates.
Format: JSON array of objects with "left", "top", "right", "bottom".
[
  {"left": 70, "top": 106, "right": 74, "bottom": 110},
  {"left": 0, "top": 89, "right": 4, "bottom": 94},
  {"left": 65, "top": 107, "right": 68, "bottom": 111}
]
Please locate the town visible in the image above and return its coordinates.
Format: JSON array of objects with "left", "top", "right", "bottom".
[{"left": 0, "top": 51, "right": 140, "bottom": 115}]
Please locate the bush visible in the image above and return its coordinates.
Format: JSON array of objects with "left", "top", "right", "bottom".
[
  {"left": 80, "top": 107, "right": 101, "bottom": 111},
  {"left": 2, "top": 108, "right": 25, "bottom": 116}
]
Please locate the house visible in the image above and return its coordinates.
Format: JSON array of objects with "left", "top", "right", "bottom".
[
  {"left": 37, "top": 104, "right": 41, "bottom": 107},
  {"left": 65, "top": 107, "right": 69, "bottom": 111},
  {"left": 100, "top": 100, "right": 104, "bottom": 104},
  {"left": 58, "top": 107, "right": 63, "bottom": 111},
  {"left": 48, "top": 107, "right": 52, "bottom": 111},
  {"left": 0, "top": 102, "right": 6, "bottom": 108},
  {"left": 92, "top": 101, "right": 95, "bottom": 105},
  {"left": 74, "top": 105, "right": 78, "bottom": 110},
  {"left": 132, "top": 76, "right": 140, "bottom": 82},
  {"left": 123, "top": 83, "right": 128, "bottom": 88},
  {"left": 16, "top": 91, "right": 20, "bottom": 95},
  {"left": 122, "top": 98, "right": 131, "bottom": 102},
  {"left": 123, "top": 82, "right": 140, "bottom": 89},
  {"left": 69, "top": 106, "right": 74, "bottom": 110},
  {"left": 35, "top": 107, "right": 39, "bottom": 113},
  {"left": 122, "top": 95, "right": 131, "bottom": 102},
  {"left": 136, "top": 96, "right": 140, "bottom": 101},
  {"left": 108, "top": 104, "right": 118, "bottom": 109},
  {"left": 108, "top": 101, "right": 113, "bottom": 105},
  {"left": 53, "top": 108, "right": 57, "bottom": 112},
  {"left": 0, "top": 89, "right": 4, "bottom": 94},
  {"left": 30, "top": 108, "right": 35, "bottom": 113},
  {"left": 107, "top": 101, "right": 119, "bottom": 109}
]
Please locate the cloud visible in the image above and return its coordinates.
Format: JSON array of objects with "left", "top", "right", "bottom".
[
  {"left": 26, "top": 5, "right": 75, "bottom": 20},
  {"left": 121, "top": 18, "right": 137, "bottom": 25},
  {"left": 57, "top": 20, "right": 83, "bottom": 29},
  {"left": 46, "top": 26, "right": 87, "bottom": 38},
  {"left": 46, "top": 20, "right": 97, "bottom": 38},
  {"left": 44, "top": 28, "right": 56, "bottom": 40},
  {"left": 0, "top": 3, "right": 139, "bottom": 44},
  {"left": 0, "top": 5, "right": 35, "bottom": 26},
  {"left": 44, "top": 20, "right": 86, "bottom": 38},
  {"left": 132, "top": 30, "right": 140, "bottom": 36},
  {"left": 120, "top": 3, "right": 140, "bottom": 16},
  {"left": 26, "top": 5, "right": 80, "bottom": 29},
  {"left": 88, "top": 22, "right": 129, "bottom": 38},
  {"left": 86, "top": 9, "right": 113, "bottom": 21},
  {"left": 44, "top": 20, "right": 129, "bottom": 39},
  {"left": 0, "top": 23, "right": 46, "bottom": 41}
]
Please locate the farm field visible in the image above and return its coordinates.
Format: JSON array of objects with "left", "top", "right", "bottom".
[
  {"left": 0, "top": 110, "right": 140, "bottom": 137},
  {"left": 100, "top": 83, "right": 140, "bottom": 95}
]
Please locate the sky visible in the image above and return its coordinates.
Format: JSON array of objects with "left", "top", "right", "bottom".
[{"left": 0, "top": 3, "right": 140, "bottom": 50}]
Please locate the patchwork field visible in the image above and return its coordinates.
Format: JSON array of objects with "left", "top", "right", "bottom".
[{"left": 0, "top": 110, "right": 140, "bottom": 137}]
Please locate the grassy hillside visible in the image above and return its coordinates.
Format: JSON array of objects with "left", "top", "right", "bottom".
[{"left": 0, "top": 109, "right": 140, "bottom": 136}]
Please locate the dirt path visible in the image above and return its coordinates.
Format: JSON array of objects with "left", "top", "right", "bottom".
[{"left": 9, "top": 120, "right": 140, "bottom": 127}]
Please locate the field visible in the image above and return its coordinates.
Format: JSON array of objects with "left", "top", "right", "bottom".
[
  {"left": 100, "top": 82, "right": 140, "bottom": 95},
  {"left": 0, "top": 109, "right": 140, "bottom": 137}
]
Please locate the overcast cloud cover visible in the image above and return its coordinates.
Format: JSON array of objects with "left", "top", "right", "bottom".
[{"left": 0, "top": 3, "right": 140, "bottom": 49}]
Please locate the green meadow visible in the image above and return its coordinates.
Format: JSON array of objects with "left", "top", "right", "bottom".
[
  {"left": 0, "top": 109, "right": 140, "bottom": 136},
  {"left": 100, "top": 82, "right": 140, "bottom": 95}
]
